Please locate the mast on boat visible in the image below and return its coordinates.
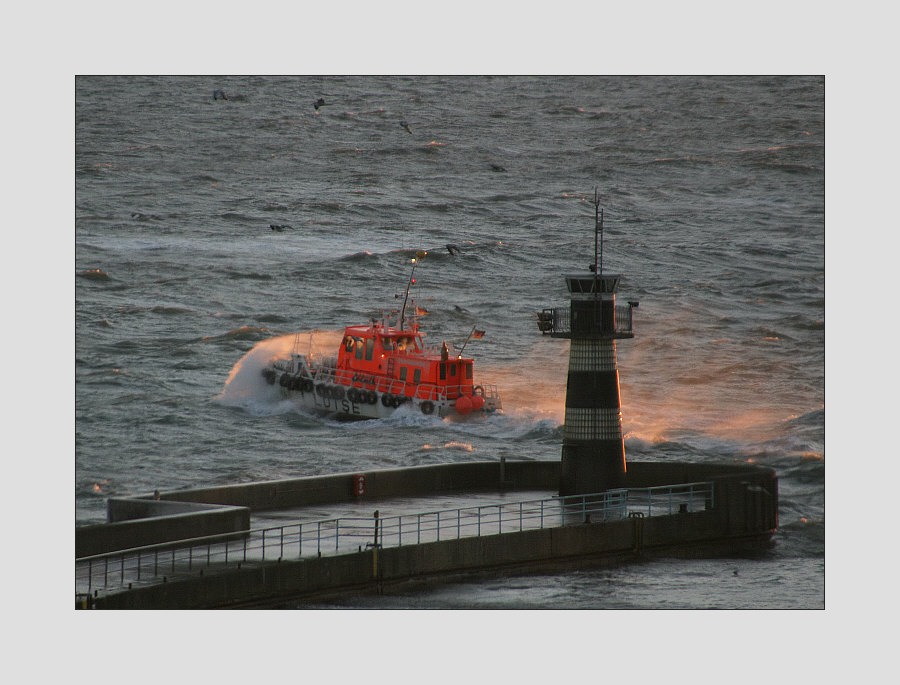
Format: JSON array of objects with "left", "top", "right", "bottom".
[{"left": 399, "top": 250, "right": 426, "bottom": 331}]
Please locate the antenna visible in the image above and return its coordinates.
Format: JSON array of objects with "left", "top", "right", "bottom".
[
  {"left": 400, "top": 250, "right": 427, "bottom": 330},
  {"left": 592, "top": 188, "right": 604, "bottom": 293}
]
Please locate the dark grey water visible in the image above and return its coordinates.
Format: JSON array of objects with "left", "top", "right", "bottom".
[{"left": 75, "top": 75, "right": 824, "bottom": 609}]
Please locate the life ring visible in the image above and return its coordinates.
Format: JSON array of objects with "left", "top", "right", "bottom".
[
  {"left": 381, "top": 393, "right": 392, "bottom": 407},
  {"left": 279, "top": 373, "right": 290, "bottom": 387},
  {"left": 421, "top": 400, "right": 434, "bottom": 415},
  {"left": 347, "top": 388, "right": 359, "bottom": 403},
  {"left": 366, "top": 390, "right": 377, "bottom": 404},
  {"left": 332, "top": 385, "right": 345, "bottom": 400},
  {"left": 261, "top": 368, "right": 276, "bottom": 385},
  {"left": 303, "top": 379, "right": 314, "bottom": 393}
]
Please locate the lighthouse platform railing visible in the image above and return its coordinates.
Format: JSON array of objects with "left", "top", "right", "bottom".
[{"left": 537, "top": 304, "right": 634, "bottom": 338}]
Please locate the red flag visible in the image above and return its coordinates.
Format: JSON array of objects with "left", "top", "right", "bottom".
[{"left": 471, "top": 329, "right": 485, "bottom": 339}]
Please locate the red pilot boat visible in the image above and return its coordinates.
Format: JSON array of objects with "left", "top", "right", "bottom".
[{"left": 261, "top": 252, "right": 502, "bottom": 420}]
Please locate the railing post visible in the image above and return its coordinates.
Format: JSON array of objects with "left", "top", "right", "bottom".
[
  {"left": 437, "top": 511, "right": 440, "bottom": 542},
  {"left": 262, "top": 529, "right": 266, "bottom": 561},
  {"left": 335, "top": 519, "right": 340, "bottom": 553},
  {"left": 417, "top": 513, "right": 421, "bottom": 544}
]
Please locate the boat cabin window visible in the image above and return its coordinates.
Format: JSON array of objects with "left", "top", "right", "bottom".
[
  {"left": 449, "top": 364, "right": 457, "bottom": 378},
  {"left": 413, "top": 368, "right": 421, "bottom": 384},
  {"left": 465, "top": 362, "right": 472, "bottom": 380},
  {"left": 399, "top": 367, "right": 408, "bottom": 381},
  {"left": 365, "top": 337, "right": 374, "bottom": 361},
  {"left": 396, "top": 336, "right": 418, "bottom": 352},
  {"left": 381, "top": 337, "right": 396, "bottom": 351},
  {"left": 439, "top": 363, "right": 446, "bottom": 380}
]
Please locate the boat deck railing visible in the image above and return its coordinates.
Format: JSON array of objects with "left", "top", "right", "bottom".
[
  {"left": 288, "top": 362, "right": 501, "bottom": 404},
  {"left": 76, "top": 482, "right": 714, "bottom": 596}
]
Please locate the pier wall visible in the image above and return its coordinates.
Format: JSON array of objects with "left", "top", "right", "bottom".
[
  {"left": 139, "top": 460, "right": 561, "bottom": 510},
  {"left": 76, "top": 502, "right": 250, "bottom": 558}
]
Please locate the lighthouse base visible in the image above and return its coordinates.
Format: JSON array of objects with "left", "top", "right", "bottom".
[{"left": 560, "top": 442, "right": 626, "bottom": 496}]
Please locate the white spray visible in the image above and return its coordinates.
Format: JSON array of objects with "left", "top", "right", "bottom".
[{"left": 215, "top": 330, "right": 344, "bottom": 412}]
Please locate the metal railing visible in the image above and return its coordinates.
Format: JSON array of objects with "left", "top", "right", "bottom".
[
  {"left": 277, "top": 361, "right": 501, "bottom": 404},
  {"left": 75, "top": 482, "right": 713, "bottom": 596},
  {"left": 537, "top": 304, "right": 634, "bottom": 337}
]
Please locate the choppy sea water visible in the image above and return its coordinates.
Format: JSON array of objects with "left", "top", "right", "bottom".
[{"left": 75, "top": 75, "right": 824, "bottom": 609}]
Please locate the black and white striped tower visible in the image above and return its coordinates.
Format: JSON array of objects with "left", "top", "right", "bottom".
[{"left": 537, "top": 194, "right": 637, "bottom": 496}]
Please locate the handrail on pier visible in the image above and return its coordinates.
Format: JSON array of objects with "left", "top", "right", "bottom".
[{"left": 76, "top": 481, "right": 714, "bottom": 595}]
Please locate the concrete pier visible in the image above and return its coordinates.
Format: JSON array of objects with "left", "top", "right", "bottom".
[{"left": 75, "top": 460, "right": 778, "bottom": 609}]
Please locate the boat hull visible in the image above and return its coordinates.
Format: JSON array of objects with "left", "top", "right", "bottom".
[
  {"left": 277, "top": 383, "right": 499, "bottom": 420},
  {"left": 266, "top": 368, "right": 500, "bottom": 421}
]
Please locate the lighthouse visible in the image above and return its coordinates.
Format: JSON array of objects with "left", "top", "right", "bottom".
[{"left": 537, "top": 193, "right": 637, "bottom": 496}]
